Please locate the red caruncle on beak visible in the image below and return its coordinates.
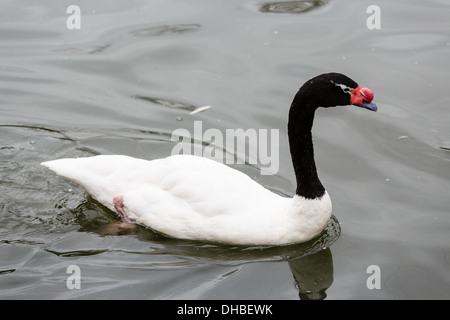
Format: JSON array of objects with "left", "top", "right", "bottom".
[{"left": 350, "top": 86, "right": 374, "bottom": 105}]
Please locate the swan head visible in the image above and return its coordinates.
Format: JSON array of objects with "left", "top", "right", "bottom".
[{"left": 295, "top": 72, "right": 377, "bottom": 112}]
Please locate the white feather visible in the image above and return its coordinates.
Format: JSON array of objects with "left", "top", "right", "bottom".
[{"left": 42, "top": 154, "right": 331, "bottom": 245}]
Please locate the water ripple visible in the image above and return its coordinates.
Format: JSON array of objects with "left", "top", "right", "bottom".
[
  {"left": 258, "top": 0, "right": 329, "bottom": 14},
  {"left": 130, "top": 24, "right": 201, "bottom": 37},
  {"left": 134, "top": 95, "right": 198, "bottom": 112}
]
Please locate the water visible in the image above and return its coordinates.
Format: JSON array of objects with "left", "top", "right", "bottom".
[{"left": 1, "top": 0, "right": 449, "bottom": 299}]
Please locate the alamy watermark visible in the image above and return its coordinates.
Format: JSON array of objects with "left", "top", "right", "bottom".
[
  {"left": 66, "top": 5, "right": 81, "bottom": 30},
  {"left": 366, "top": 264, "right": 381, "bottom": 289},
  {"left": 171, "top": 121, "right": 279, "bottom": 175},
  {"left": 366, "top": 5, "right": 381, "bottom": 30},
  {"left": 66, "top": 264, "right": 81, "bottom": 289}
]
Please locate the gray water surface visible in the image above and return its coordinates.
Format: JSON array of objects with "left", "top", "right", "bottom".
[{"left": 0, "top": 0, "right": 449, "bottom": 299}]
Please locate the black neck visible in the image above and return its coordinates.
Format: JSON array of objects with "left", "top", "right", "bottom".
[{"left": 288, "top": 101, "right": 325, "bottom": 199}]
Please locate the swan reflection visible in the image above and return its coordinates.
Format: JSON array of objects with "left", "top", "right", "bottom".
[{"left": 288, "top": 247, "right": 333, "bottom": 300}]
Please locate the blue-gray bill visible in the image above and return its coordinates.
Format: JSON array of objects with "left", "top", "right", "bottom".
[{"left": 358, "top": 100, "right": 378, "bottom": 111}]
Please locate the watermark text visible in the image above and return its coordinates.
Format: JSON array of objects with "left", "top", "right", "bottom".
[
  {"left": 66, "top": 5, "right": 81, "bottom": 30},
  {"left": 66, "top": 264, "right": 81, "bottom": 289},
  {"left": 366, "top": 5, "right": 381, "bottom": 30},
  {"left": 366, "top": 264, "right": 381, "bottom": 289},
  {"left": 171, "top": 121, "right": 279, "bottom": 175}
]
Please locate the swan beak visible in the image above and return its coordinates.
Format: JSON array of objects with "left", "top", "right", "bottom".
[{"left": 358, "top": 100, "right": 378, "bottom": 112}]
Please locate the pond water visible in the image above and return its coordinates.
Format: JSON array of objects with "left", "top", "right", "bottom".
[{"left": 1, "top": 0, "right": 449, "bottom": 299}]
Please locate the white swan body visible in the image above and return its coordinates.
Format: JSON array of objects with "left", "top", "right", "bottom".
[{"left": 42, "top": 154, "right": 332, "bottom": 245}]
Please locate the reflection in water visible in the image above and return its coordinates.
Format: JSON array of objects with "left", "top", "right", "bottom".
[
  {"left": 259, "top": 0, "right": 329, "bottom": 14},
  {"left": 289, "top": 248, "right": 333, "bottom": 300}
]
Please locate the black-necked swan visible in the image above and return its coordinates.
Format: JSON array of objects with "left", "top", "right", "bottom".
[{"left": 42, "top": 73, "right": 377, "bottom": 246}]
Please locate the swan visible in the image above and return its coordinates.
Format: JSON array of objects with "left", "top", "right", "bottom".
[{"left": 42, "top": 73, "right": 377, "bottom": 246}]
